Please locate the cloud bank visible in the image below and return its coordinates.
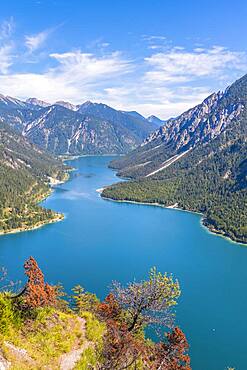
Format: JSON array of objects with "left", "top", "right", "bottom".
[{"left": 0, "top": 19, "right": 246, "bottom": 118}]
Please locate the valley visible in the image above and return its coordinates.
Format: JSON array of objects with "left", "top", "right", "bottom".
[
  {"left": 0, "top": 2, "right": 246, "bottom": 369},
  {"left": 0, "top": 156, "right": 246, "bottom": 370},
  {"left": 0, "top": 73, "right": 246, "bottom": 369}
]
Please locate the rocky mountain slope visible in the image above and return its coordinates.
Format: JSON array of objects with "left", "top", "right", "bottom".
[
  {"left": 23, "top": 104, "right": 156, "bottom": 155},
  {"left": 111, "top": 77, "right": 245, "bottom": 178},
  {"left": 103, "top": 74, "right": 247, "bottom": 244},
  {"left": 0, "top": 96, "right": 157, "bottom": 156}
]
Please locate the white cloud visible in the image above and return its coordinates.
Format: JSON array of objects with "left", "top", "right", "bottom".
[
  {"left": 0, "top": 40, "right": 246, "bottom": 119},
  {"left": 49, "top": 50, "right": 132, "bottom": 83},
  {"left": 103, "top": 85, "right": 211, "bottom": 118},
  {"left": 144, "top": 46, "right": 247, "bottom": 84},
  {"left": 101, "top": 45, "right": 247, "bottom": 117},
  {"left": 0, "top": 50, "right": 132, "bottom": 103},
  {"left": 143, "top": 35, "right": 167, "bottom": 42},
  {"left": 0, "top": 18, "right": 14, "bottom": 40},
  {"left": 0, "top": 45, "right": 13, "bottom": 74},
  {"left": 0, "top": 18, "right": 15, "bottom": 74},
  {"left": 25, "top": 29, "right": 50, "bottom": 52}
]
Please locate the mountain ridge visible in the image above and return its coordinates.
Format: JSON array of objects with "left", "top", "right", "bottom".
[
  {"left": 0, "top": 94, "right": 157, "bottom": 155},
  {"left": 102, "top": 74, "right": 247, "bottom": 244},
  {"left": 110, "top": 80, "right": 245, "bottom": 178}
]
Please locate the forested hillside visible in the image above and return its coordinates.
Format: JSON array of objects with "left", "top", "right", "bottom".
[
  {"left": 0, "top": 124, "right": 68, "bottom": 234},
  {"left": 102, "top": 75, "right": 247, "bottom": 244}
]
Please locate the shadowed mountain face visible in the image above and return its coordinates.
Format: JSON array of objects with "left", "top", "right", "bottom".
[
  {"left": 102, "top": 74, "right": 247, "bottom": 244},
  {"left": 0, "top": 97, "right": 157, "bottom": 155}
]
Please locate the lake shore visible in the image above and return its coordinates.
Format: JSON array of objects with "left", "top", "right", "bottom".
[
  {"left": 0, "top": 214, "right": 64, "bottom": 236},
  {"left": 0, "top": 171, "right": 70, "bottom": 237},
  {"left": 60, "top": 153, "right": 123, "bottom": 161},
  {"left": 99, "top": 190, "right": 246, "bottom": 246}
]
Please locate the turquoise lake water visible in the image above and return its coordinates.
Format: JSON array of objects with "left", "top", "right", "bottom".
[{"left": 0, "top": 156, "right": 246, "bottom": 369}]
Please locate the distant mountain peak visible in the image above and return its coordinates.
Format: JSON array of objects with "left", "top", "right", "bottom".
[
  {"left": 80, "top": 100, "right": 95, "bottom": 108},
  {"left": 147, "top": 115, "right": 165, "bottom": 127},
  {"left": 55, "top": 101, "right": 78, "bottom": 111},
  {"left": 121, "top": 110, "right": 146, "bottom": 121},
  {"left": 0, "top": 94, "right": 28, "bottom": 109},
  {"left": 0, "top": 92, "right": 157, "bottom": 156},
  {"left": 26, "top": 98, "right": 50, "bottom": 108}
]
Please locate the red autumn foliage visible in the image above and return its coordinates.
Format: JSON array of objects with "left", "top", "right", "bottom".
[
  {"left": 100, "top": 319, "right": 146, "bottom": 369},
  {"left": 23, "top": 256, "right": 56, "bottom": 309},
  {"left": 97, "top": 293, "right": 121, "bottom": 320},
  {"left": 148, "top": 327, "right": 191, "bottom": 370},
  {"left": 96, "top": 294, "right": 145, "bottom": 369},
  {"left": 95, "top": 292, "right": 191, "bottom": 369}
]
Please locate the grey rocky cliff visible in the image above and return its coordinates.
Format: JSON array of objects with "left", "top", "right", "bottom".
[{"left": 111, "top": 74, "right": 247, "bottom": 178}]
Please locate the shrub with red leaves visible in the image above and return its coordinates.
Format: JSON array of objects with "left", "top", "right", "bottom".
[
  {"left": 100, "top": 319, "right": 146, "bottom": 369},
  {"left": 95, "top": 282, "right": 191, "bottom": 369},
  {"left": 23, "top": 256, "right": 56, "bottom": 309},
  {"left": 97, "top": 293, "right": 121, "bottom": 321},
  {"left": 148, "top": 327, "right": 191, "bottom": 370}
]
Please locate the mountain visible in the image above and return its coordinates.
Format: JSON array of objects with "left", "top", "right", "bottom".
[
  {"left": 0, "top": 95, "right": 157, "bottom": 155},
  {"left": 102, "top": 74, "right": 247, "bottom": 244},
  {"left": 77, "top": 101, "right": 157, "bottom": 135},
  {"left": 55, "top": 101, "right": 78, "bottom": 111},
  {"left": 26, "top": 98, "right": 50, "bottom": 108},
  {"left": 0, "top": 94, "right": 28, "bottom": 110},
  {"left": 121, "top": 110, "right": 147, "bottom": 121},
  {"left": 0, "top": 123, "right": 67, "bottom": 234},
  {"left": 0, "top": 103, "right": 42, "bottom": 133},
  {"left": 21, "top": 104, "right": 155, "bottom": 155},
  {"left": 110, "top": 85, "right": 243, "bottom": 178},
  {"left": 147, "top": 115, "right": 165, "bottom": 127}
]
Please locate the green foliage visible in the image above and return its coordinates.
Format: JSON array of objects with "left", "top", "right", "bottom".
[
  {"left": 103, "top": 111, "right": 247, "bottom": 244},
  {"left": 23, "top": 311, "right": 81, "bottom": 361},
  {"left": 105, "top": 75, "right": 247, "bottom": 244},
  {"left": 0, "top": 262, "right": 188, "bottom": 369},
  {"left": 112, "top": 267, "right": 180, "bottom": 333},
  {"left": 80, "top": 311, "right": 105, "bottom": 343},
  {"left": 72, "top": 285, "right": 99, "bottom": 312},
  {"left": 75, "top": 347, "right": 98, "bottom": 369},
  {"left": 0, "top": 293, "right": 22, "bottom": 335},
  {"left": 0, "top": 123, "right": 67, "bottom": 234}
]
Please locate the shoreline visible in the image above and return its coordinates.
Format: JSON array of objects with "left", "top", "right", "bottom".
[
  {"left": 0, "top": 171, "right": 70, "bottom": 237},
  {"left": 100, "top": 192, "right": 246, "bottom": 246},
  {"left": 200, "top": 220, "right": 246, "bottom": 246},
  {"left": 100, "top": 193, "right": 203, "bottom": 216},
  {"left": 0, "top": 214, "right": 64, "bottom": 237},
  {"left": 60, "top": 153, "right": 123, "bottom": 161},
  {"left": 1, "top": 156, "right": 245, "bottom": 246}
]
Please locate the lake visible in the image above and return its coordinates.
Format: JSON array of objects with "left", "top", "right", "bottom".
[{"left": 0, "top": 156, "right": 246, "bottom": 370}]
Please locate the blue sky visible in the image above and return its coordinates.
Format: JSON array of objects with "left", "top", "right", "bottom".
[{"left": 0, "top": 0, "right": 246, "bottom": 118}]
